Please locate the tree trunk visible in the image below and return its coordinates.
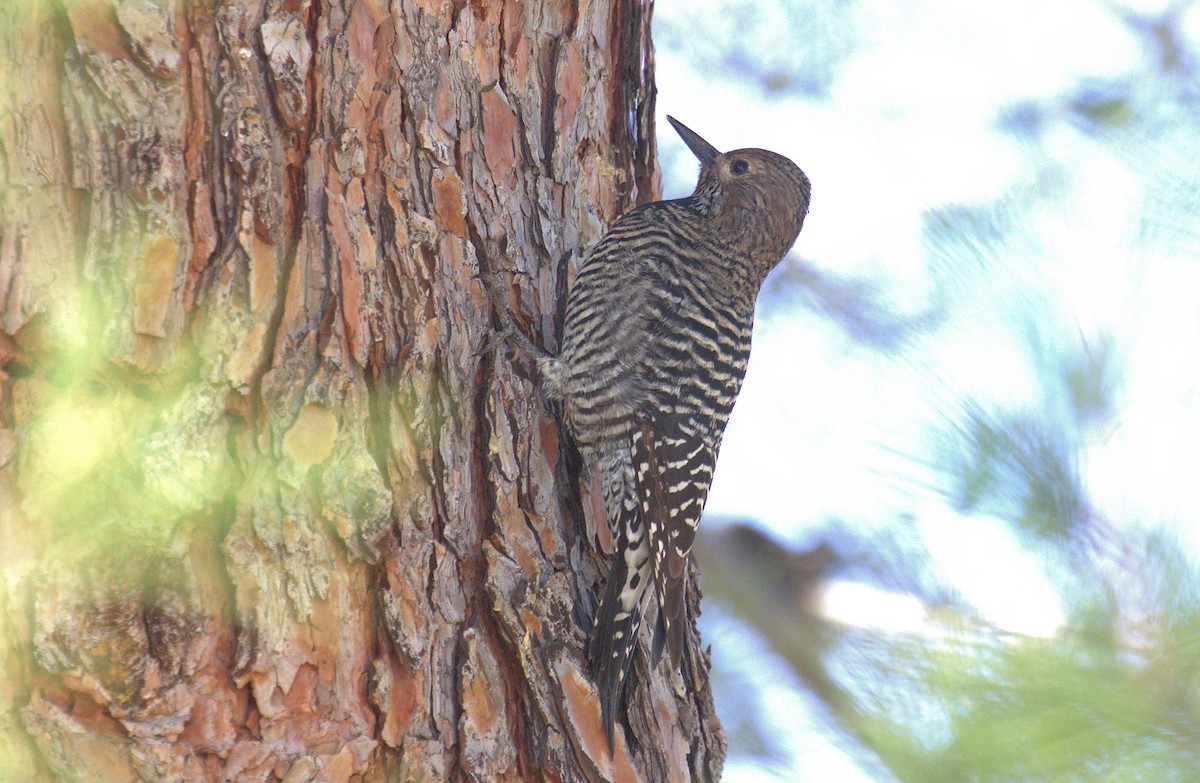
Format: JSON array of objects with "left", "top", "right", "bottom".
[{"left": 0, "top": 0, "right": 725, "bottom": 781}]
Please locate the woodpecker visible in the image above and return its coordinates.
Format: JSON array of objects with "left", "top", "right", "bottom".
[{"left": 535, "top": 117, "right": 811, "bottom": 746}]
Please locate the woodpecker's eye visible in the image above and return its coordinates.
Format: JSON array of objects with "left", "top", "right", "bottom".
[{"left": 730, "top": 159, "right": 749, "bottom": 176}]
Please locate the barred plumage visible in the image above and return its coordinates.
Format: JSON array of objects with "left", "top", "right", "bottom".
[{"left": 539, "top": 117, "right": 812, "bottom": 748}]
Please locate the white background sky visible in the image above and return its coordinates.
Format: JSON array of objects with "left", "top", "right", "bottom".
[{"left": 653, "top": 0, "right": 1200, "bottom": 778}]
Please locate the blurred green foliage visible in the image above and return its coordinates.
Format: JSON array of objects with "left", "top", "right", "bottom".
[{"left": 12, "top": 280, "right": 235, "bottom": 548}]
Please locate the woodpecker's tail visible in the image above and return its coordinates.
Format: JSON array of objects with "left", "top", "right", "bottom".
[
  {"left": 588, "top": 554, "right": 649, "bottom": 750},
  {"left": 588, "top": 452, "right": 654, "bottom": 750}
]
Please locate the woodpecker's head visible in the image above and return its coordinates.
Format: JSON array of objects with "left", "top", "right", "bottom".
[{"left": 668, "top": 115, "right": 811, "bottom": 267}]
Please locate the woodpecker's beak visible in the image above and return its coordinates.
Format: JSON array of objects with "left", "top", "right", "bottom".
[{"left": 666, "top": 116, "right": 720, "bottom": 166}]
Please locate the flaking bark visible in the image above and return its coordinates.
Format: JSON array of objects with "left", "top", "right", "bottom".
[{"left": 0, "top": 1, "right": 724, "bottom": 780}]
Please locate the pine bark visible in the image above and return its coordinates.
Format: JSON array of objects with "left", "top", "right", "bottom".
[{"left": 0, "top": 0, "right": 724, "bottom": 781}]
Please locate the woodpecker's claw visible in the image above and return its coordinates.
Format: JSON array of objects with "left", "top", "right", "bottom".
[{"left": 474, "top": 329, "right": 508, "bottom": 360}]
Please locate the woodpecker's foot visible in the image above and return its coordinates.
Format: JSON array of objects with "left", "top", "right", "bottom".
[
  {"left": 475, "top": 268, "right": 553, "bottom": 362},
  {"left": 475, "top": 321, "right": 548, "bottom": 361}
]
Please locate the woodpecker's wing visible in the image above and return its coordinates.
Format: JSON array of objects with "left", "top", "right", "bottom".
[
  {"left": 633, "top": 414, "right": 715, "bottom": 671},
  {"left": 587, "top": 414, "right": 714, "bottom": 749}
]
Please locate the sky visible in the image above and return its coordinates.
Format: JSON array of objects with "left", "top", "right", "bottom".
[{"left": 653, "top": 0, "right": 1200, "bottom": 778}]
